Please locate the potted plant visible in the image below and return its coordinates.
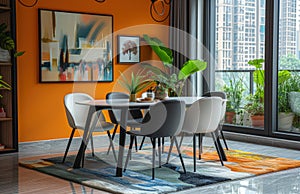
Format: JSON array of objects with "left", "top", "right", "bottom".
[
  {"left": 277, "top": 70, "right": 294, "bottom": 131},
  {"left": 0, "top": 75, "right": 11, "bottom": 117},
  {"left": 223, "top": 76, "right": 245, "bottom": 124},
  {"left": 0, "top": 23, "right": 23, "bottom": 117},
  {"left": 141, "top": 34, "right": 207, "bottom": 97},
  {"left": 118, "top": 70, "right": 153, "bottom": 102},
  {"left": 245, "top": 58, "right": 265, "bottom": 127},
  {"left": 0, "top": 23, "right": 24, "bottom": 60}
]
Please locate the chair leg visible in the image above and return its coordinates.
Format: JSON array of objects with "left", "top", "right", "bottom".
[
  {"left": 199, "top": 133, "right": 204, "bottom": 159},
  {"left": 134, "top": 136, "right": 138, "bottom": 152},
  {"left": 158, "top": 138, "right": 161, "bottom": 168},
  {"left": 166, "top": 137, "right": 175, "bottom": 164},
  {"left": 211, "top": 132, "right": 224, "bottom": 166},
  {"left": 62, "top": 128, "right": 76, "bottom": 163},
  {"left": 220, "top": 130, "right": 229, "bottom": 150},
  {"left": 179, "top": 133, "right": 185, "bottom": 148},
  {"left": 151, "top": 138, "right": 156, "bottom": 180},
  {"left": 82, "top": 152, "right": 85, "bottom": 168},
  {"left": 124, "top": 135, "right": 135, "bottom": 172},
  {"left": 139, "top": 136, "right": 146, "bottom": 150},
  {"left": 107, "top": 131, "right": 117, "bottom": 162},
  {"left": 193, "top": 134, "right": 196, "bottom": 172},
  {"left": 107, "top": 124, "right": 118, "bottom": 155},
  {"left": 162, "top": 137, "right": 165, "bottom": 153},
  {"left": 174, "top": 137, "right": 186, "bottom": 173},
  {"left": 90, "top": 135, "right": 95, "bottom": 157}
]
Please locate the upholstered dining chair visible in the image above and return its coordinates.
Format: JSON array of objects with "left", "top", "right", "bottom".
[
  {"left": 202, "top": 91, "right": 229, "bottom": 150},
  {"left": 124, "top": 100, "right": 186, "bottom": 180},
  {"left": 106, "top": 92, "right": 144, "bottom": 153},
  {"left": 63, "top": 93, "right": 117, "bottom": 166},
  {"left": 166, "top": 97, "right": 224, "bottom": 172}
]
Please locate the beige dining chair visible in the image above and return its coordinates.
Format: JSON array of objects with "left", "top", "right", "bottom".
[
  {"left": 203, "top": 91, "right": 229, "bottom": 150},
  {"left": 166, "top": 97, "right": 224, "bottom": 172},
  {"left": 63, "top": 93, "right": 117, "bottom": 166}
]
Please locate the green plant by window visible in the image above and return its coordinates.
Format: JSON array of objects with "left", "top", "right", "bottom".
[{"left": 223, "top": 76, "right": 245, "bottom": 113}]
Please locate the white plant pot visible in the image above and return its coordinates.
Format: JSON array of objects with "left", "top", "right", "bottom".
[
  {"left": 289, "top": 92, "right": 300, "bottom": 115},
  {"left": 0, "top": 48, "right": 10, "bottom": 62},
  {"left": 278, "top": 112, "right": 295, "bottom": 131}
]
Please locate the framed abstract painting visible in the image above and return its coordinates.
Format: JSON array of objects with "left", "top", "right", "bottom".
[
  {"left": 39, "top": 9, "right": 113, "bottom": 82},
  {"left": 117, "top": 35, "right": 140, "bottom": 64}
]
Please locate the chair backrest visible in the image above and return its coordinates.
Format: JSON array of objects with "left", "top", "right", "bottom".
[
  {"left": 203, "top": 91, "right": 227, "bottom": 122},
  {"left": 64, "top": 93, "right": 93, "bottom": 129},
  {"left": 181, "top": 99, "right": 201, "bottom": 134},
  {"left": 195, "top": 97, "right": 223, "bottom": 134},
  {"left": 106, "top": 92, "right": 143, "bottom": 123},
  {"left": 140, "top": 100, "right": 186, "bottom": 138}
]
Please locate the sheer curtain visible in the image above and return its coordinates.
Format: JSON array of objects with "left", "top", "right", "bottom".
[{"left": 169, "top": 0, "right": 204, "bottom": 96}]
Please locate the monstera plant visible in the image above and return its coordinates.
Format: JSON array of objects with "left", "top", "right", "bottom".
[{"left": 142, "top": 34, "right": 207, "bottom": 97}]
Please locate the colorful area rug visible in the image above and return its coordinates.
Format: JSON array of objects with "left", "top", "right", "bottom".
[{"left": 19, "top": 146, "right": 300, "bottom": 194}]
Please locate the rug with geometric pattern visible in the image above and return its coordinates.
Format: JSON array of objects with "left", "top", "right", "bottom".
[{"left": 19, "top": 146, "right": 300, "bottom": 194}]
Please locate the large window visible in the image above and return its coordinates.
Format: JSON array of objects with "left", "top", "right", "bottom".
[
  {"left": 205, "top": 0, "right": 300, "bottom": 140},
  {"left": 277, "top": 0, "right": 300, "bottom": 134},
  {"left": 214, "top": 0, "right": 265, "bottom": 129}
]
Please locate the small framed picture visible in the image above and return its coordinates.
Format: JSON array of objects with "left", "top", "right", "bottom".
[{"left": 117, "top": 35, "right": 140, "bottom": 64}]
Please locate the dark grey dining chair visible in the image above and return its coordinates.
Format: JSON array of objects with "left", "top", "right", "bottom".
[
  {"left": 106, "top": 92, "right": 144, "bottom": 153},
  {"left": 124, "top": 100, "right": 186, "bottom": 179}
]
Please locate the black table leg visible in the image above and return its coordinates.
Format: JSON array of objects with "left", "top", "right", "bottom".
[
  {"left": 116, "top": 107, "right": 128, "bottom": 177},
  {"left": 73, "top": 106, "right": 95, "bottom": 168}
]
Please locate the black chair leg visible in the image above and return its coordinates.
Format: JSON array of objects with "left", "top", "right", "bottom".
[
  {"left": 107, "top": 124, "right": 118, "bottom": 155},
  {"left": 90, "top": 135, "right": 95, "bottom": 157},
  {"left": 134, "top": 136, "right": 138, "bottom": 152},
  {"left": 158, "top": 138, "right": 161, "bottom": 168},
  {"left": 139, "top": 136, "right": 146, "bottom": 150},
  {"left": 166, "top": 137, "right": 175, "bottom": 164},
  {"left": 107, "top": 131, "right": 117, "bottom": 162},
  {"left": 124, "top": 135, "right": 135, "bottom": 172},
  {"left": 62, "top": 128, "right": 76, "bottom": 163},
  {"left": 151, "top": 138, "right": 156, "bottom": 180},
  {"left": 211, "top": 132, "right": 224, "bottom": 166},
  {"left": 174, "top": 137, "right": 186, "bottom": 173},
  {"left": 220, "top": 130, "right": 229, "bottom": 150},
  {"left": 193, "top": 134, "right": 196, "bottom": 172}
]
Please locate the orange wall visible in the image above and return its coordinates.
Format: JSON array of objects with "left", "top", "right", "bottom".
[{"left": 16, "top": 0, "right": 169, "bottom": 142}]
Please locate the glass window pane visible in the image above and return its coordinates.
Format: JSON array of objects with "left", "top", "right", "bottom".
[
  {"left": 215, "top": 0, "right": 265, "bottom": 128},
  {"left": 277, "top": 0, "right": 300, "bottom": 133}
]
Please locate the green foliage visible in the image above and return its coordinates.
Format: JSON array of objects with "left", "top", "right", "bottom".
[
  {"left": 143, "top": 34, "right": 173, "bottom": 66},
  {"left": 223, "top": 77, "right": 245, "bottom": 113},
  {"left": 278, "top": 70, "right": 292, "bottom": 112},
  {"left": 142, "top": 34, "right": 207, "bottom": 96},
  {"left": 245, "top": 59, "right": 265, "bottom": 115},
  {"left": 279, "top": 54, "right": 300, "bottom": 70},
  {"left": 0, "top": 23, "right": 24, "bottom": 57},
  {"left": 0, "top": 75, "right": 11, "bottom": 98},
  {"left": 118, "top": 70, "right": 153, "bottom": 94}
]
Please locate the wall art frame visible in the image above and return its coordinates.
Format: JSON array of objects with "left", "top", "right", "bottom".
[
  {"left": 39, "top": 9, "right": 113, "bottom": 82},
  {"left": 117, "top": 35, "right": 140, "bottom": 64}
]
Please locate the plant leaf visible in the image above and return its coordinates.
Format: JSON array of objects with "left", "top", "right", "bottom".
[
  {"left": 143, "top": 34, "right": 173, "bottom": 66},
  {"left": 178, "top": 60, "right": 207, "bottom": 80}
]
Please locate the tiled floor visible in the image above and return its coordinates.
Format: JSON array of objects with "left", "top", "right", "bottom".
[{"left": 1, "top": 135, "right": 300, "bottom": 194}]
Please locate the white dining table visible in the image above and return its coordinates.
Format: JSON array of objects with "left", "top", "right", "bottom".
[{"left": 72, "top": 96, "right": 226, "bottom": 177}]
